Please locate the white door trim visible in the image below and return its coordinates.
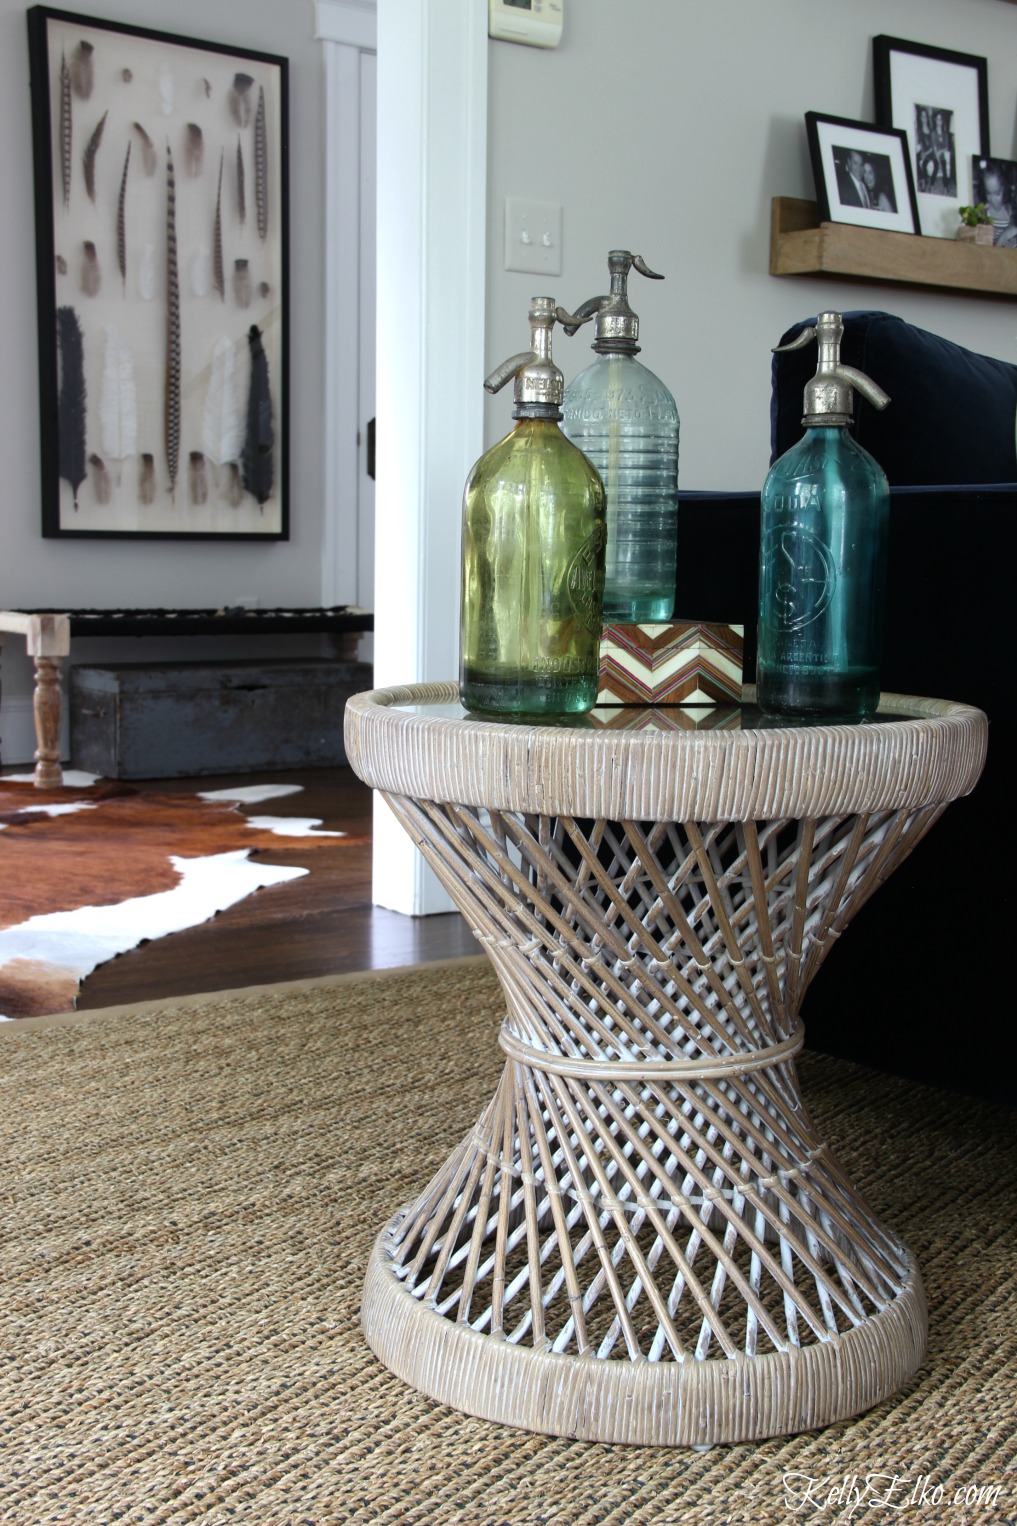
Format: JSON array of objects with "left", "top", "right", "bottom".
[
  {"left": 315, "top": 0, "right": 377, "bottom": 51},
  {"left": 371, "top": 0, "right": 488, "bottom": 914},
  {"left": 318, "top": 0, "right": 488, "bottom": 915},
  {"left": 315, "top": 0, "right": 377, "bottom": 609}
]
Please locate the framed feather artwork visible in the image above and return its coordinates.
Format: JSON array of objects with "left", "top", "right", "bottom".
[{"left": 27, "top": 7, "right": 288, "bottom": 539}]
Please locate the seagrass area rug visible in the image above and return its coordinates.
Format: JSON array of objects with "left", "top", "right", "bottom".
[
  {"left": 0, "top": 774, "right": 350, "bottom": 1020},
  {"left": 1, "top": 960, "right": 1015, "bottom": 1526}
]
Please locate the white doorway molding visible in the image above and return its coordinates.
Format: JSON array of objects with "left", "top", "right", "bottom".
[
  {"left": 372, "top": 0, "right": 488, "bottom": 914},
  {"left": 318, "top": 0, "right": 488, "bottom": 915},
  {"left": 315, "top": 0, "right": 378, "bottom": 609}
]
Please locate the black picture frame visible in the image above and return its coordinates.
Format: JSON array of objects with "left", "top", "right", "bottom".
[
  {"left": 873, "top": 35, "right": 989, "bottom": 239},
  {"left": 805, "top": 112, "right": 920, "bottom": 235},
  {"left": 972, "top": 156, "right": 1017, "bottom": 248},
  {"left": 27, "top": 6, "right": 289, "bottom": 540}
]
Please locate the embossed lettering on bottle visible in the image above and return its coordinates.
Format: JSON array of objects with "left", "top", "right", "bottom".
[
  {"left": 565, "top": 522, "right": 607, "bottom": 634},
  {"left": 762, "top": 515, "right": 837, "bottom": 635}
]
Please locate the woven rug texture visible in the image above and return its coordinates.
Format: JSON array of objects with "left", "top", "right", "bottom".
[{"left": 1, "top": 960, "right": 1015, "bottom": 1526}]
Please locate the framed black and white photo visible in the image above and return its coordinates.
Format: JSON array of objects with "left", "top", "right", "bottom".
[
  {"left": 874, "top": 35, "right": 989, "bottom": 239},
  {"left": 973, "top": 156, "right": 1017, "bottom": 248},
  {"left": 27, "top": 7, "right": 288, "bottom": 539},
  {"left": 805, "top": 113, "right": 920, "bottom": 235}
]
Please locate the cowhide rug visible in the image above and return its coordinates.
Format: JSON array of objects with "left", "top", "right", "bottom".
[{"left": 0, "top": 774, "right": 349, "bottom": 1021}]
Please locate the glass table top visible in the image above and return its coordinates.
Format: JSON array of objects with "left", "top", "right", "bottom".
[{"left": 393, "top": 700, "right": 926, "bottom": 733}]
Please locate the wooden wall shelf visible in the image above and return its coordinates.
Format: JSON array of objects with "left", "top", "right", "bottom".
[{"left": 770, "top": 197, "right": 1017, "bottom": 300}]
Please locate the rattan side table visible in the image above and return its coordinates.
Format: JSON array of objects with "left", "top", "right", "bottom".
[{"left": 343, "top": 684, "right": 987, "bottom": 1447}]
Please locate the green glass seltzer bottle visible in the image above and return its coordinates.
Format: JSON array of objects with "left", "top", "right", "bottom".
[
  {"left": 757, "top": 311, "right": 891, "bottom": 721},
  {"left": 459, "top": 297, "right": 607, "bottom": 716}
]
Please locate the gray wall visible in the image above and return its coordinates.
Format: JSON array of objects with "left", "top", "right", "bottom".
[{"left": 485, "top": 0, "right": 1017, "bottom": 486}]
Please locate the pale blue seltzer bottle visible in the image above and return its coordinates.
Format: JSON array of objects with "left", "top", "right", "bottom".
[{"left": 559, "top": 252, "right": 679, "bottom": 623}]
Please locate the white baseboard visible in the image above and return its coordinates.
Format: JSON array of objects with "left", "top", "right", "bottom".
[{"left": 0, "top": 696, "right": 70, "bottom": 767}]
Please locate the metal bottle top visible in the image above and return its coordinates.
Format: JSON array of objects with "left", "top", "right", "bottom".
[
  {"left": 557, "top": 251, "right": 664, "bottom": 355},
  {"left": 775, "top": 310, "right": 890, "bottom": 427},
  {"left": 485, "top": 296, "right": 592, "bottom": 418}
]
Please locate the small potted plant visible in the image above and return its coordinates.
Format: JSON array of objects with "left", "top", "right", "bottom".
[{"left": 957, "top": 204, "right": 994, "bottom": 245}]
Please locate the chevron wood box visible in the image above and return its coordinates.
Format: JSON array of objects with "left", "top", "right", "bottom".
[
  {"left": 588, "top": 705, "right": 742, "bottom": 733},
  {"left": 597, "top": 621, "right": 744, "bottom": 706}
]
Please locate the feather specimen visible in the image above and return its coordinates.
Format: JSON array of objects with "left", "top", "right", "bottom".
[
  {"left": 213, "top": 151, "right": 225, "bottom": 300},
  {"left": 191, "top": 246, "right": 211, "bottom": 297},
  {"left": 236, "top": 136, "right": 246, "bottom": 226},
  {"left": 56, "top": 254, "right": 67, "bottom": 275},
  {"left": 133, "top": 122, "right": 157, "bottom": 176},
  {"left": 71, "top": 40, "right": 94, "bottom": 100},
  {"left": 159, "top": 67, "right": 174, "bottom": 116},
  {"left": 254, "top": 85, "right": 268, "bottom": 241},
  {"left": 201, "top": 340, "right": 242, "bottom": 470},
  {"left": 122, "top": 67, "right": 132, "bottom": 83},
  {"left": 242, "top": 323, "right": 273, "bottom": 507},
  {"left": 139, "top": 453, "right": 156, "bottom": 504},
  {"left": 165, "top": 145, "right": 181, "bottom": 498},
  {"left": 229, "top": 72, "right": 254, "bottom": 128},
  {"left": 185, "top": 122, "right": 203, "bottom": 177},
  {"left": 202, "top": 77, "right": 212, "bottom": 99},
  {"left": 56, "top": 306, "right": 87, "bottom": 508},
  {"left": 81, "top": 240, "right": 100, "bottom": 296},
  {"left": 117, "top": 140, "right": 131, "bottom": 291},
  {"left": 138, "top": 242, "right": 156, "bottom": 301},
  {"left": 83, "top": 110, "right": 108, "bottom": 202},
  {"left": 189, "top": 451, "right": 208, "bottom": 504},
  {"left": 232, "top": 258, "right": 251, "bottom": 310},
  {"left": 259, "top": 280, "right": 270, "bottom": 300},
  {"left": 202, "top": 335, "right": 243, "bottom": 468},
  {"left": 59, "top": 54, "right": 72, "bottom": 209},
  {"left": 100, "top": 325, "right": 138, "bottom": 473},
  {"left": 88, "top": 452, "right": 111, "bottom": 504},
  {"left": 224, "top": 461, "right": 243, "bottom": 507}
]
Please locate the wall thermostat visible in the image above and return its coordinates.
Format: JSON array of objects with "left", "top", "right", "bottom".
[{"left": 488, "top": 0, "right": 563, "bottom": 50}]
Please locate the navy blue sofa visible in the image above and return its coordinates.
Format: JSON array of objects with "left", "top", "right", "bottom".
[{"left": 676, "top": 313, "right": 1012, "bottom": 1105}]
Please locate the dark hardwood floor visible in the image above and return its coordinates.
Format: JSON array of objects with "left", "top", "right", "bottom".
[{"left": 72, "top": 765, "right": 480, "bottom": 1011}]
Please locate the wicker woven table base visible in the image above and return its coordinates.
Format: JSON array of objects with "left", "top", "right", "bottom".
[{"left": 345, "top": 684, "right": 987, "bottom": 1447}]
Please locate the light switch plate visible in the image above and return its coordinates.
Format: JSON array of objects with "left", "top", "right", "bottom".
[{"left": 504, "top": 197, "right": 562, "bottom": 276}]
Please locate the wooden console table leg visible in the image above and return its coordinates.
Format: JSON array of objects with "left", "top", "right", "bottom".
[
  {"left": 0, "top": 612, "right": 72, "bottom": 788},
  {"left": 32, "top": 655, "right": 64, "bottom": 789}
]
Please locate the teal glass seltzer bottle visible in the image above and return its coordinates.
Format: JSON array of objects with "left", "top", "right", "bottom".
[
  {"left": 459, "top": 296, "right": 607, "bottom": 716},
  {"left": 559, "top": 252, "right": 679, "bottom": 622},
  {"left": 757, "top": 311, "right": 891, "bottom": 721}
]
